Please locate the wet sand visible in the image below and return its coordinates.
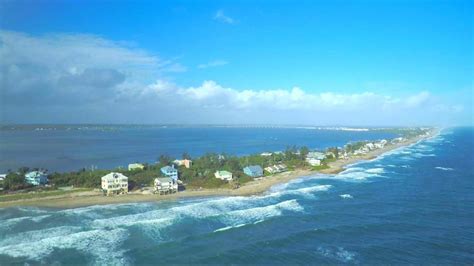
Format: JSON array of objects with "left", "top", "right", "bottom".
[{"left": 0, "top": 131, "right": 436, "bottom": 209}]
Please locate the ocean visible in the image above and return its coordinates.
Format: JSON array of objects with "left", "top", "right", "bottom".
[
  {"left": 0, "top": 127, "right": 473, "bottom": 264},
  {"left": 0, "top": 126, "right": 397, "bottom": 172}
]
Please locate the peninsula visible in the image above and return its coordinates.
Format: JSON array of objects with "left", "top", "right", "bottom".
[{"left": 0, "top": 128, "right": 438, "bottom": 209}]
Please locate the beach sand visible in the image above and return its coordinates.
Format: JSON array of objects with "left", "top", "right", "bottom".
[{"left": 0, "top": 131, "right": 436, "bottom": 209}]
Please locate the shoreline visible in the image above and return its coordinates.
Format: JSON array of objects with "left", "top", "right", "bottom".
[{"left": 0, "top": 130, "right": 438, "bottom": 209}]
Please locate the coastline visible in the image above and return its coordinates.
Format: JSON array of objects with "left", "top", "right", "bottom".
[{"left": 0, "top": 130, "right": 438, "bottom": 209}]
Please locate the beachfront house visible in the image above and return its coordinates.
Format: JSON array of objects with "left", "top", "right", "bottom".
[
  {"left": 154, "top": 177, "right": 178, "bottom": 194},
  {"left": 214, "top": 170, "right": 233, "bottom": 181},
  {"left": 243, "top": 165, "right": 263, "bottom": 178},
  {"left": 307, "top": 151, "right": 326, "bottom": 160},
  {"left": 173, "top": 159, "right": 192, "bottom": 169},
  {"left": 128, "top": 163, "right": 145, "bottom": 171},
  {"left": 24, "top": 171, "right": 48, "bottom": 186},
  {"left": 161, "top": 165, "right": 178, "bottom": 181},
  {"left": 264, "top": 164, "right": 288, "bottom": 174},
  {"left": 260, "top": 152, "right": 273, "bottom": 157},
  {"left": 101, "top": 172, "right": 128, "bottom": 196},
  {"left": 306, "top": 158, "right": 321, "bottom": 166},
  {"left": 365, "top": 143, "right": 375, "bottom": 150}
]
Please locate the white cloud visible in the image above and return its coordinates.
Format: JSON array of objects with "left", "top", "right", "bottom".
[
  {"left": 197, "top": 60, "right": 228, "bottom": 69},
  {"left": 213, "top": 10, "right": 236, "bottom": 24}
]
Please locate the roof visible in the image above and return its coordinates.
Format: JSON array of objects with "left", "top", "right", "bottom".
[
  {"left": 155, "top": 177, "right": 174, "bottom": 183},
  {"left": 101, "top": 172, "right": 128, "bottom": 181},
  {"left": 244, "top": 165, "right": 263, "bottom": 172},
  {"left": 216, "top": 170, "right": 232, "bottom": 175},
  {"left": 161, "top": 165, "right": 177, "bottom": 172}
]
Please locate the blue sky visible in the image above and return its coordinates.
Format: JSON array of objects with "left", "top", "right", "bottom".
[{"left": 0, "top": 0, "right": 472, "bottom": 125}]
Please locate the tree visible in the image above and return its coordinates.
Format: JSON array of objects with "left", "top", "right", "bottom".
[
  {"left": 182, "top": 152, "right": 191, "bottom": 160},
  {"left": 159, "top": 155, "right": 171, "bottom": 165},
  {"left": 300, "top": 146, "right": 309, "bottom": 158},
  {"left": 3, "top": 173, "right": 26, "bottom": 190}
]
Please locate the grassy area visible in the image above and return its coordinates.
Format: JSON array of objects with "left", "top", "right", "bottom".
[
  {"left": 312, "top": 164, "right": 330, "bottom": 171},
  {"left": 0, "top": 188, "right": 91, "bottom": 202}
]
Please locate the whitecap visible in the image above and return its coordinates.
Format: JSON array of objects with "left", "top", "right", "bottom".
[
  {"left": 316, "top": 246, "right": 357, "bottom": 263},
  {"left": 435, "top": 167, "right": 454, "bottom": 171},
  {"left": 339, "top": 194, "right": 353, "bottom": 199}
]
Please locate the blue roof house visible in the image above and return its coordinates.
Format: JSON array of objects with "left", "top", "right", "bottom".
[
  {"left": 24, "top": 171, "right": 48, "bottom": 186},
  {"left": 161, "top": 165, "right": 178, "bottom": 181},
  {"left": 243, "top": 165, "right": 263, "bottom": 178}
]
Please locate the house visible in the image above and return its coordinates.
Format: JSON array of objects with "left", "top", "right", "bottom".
[
  {"left": 306, "top": 158, "right": 321, "bottom": 166},
  {"left": 365, "top": 143, "right": 375, "bottom": 150},
  {"left": 260, "top": 152, "right": 273, "bottom": 157},
  {"left": 173, "top": 159, "right": 192, "bottom": 169},
  {"left": 128, "top": 163, "right": 145, "bottom": 171},
  {"left": 161, "top": 165, "right": 178, "bottom": 181},
  {"left": 264, "top": 164, "right": 288, "bottom": 174},
  {"left": 307, "top": 151, "right": 326, "bottom": 160},
  {"left": 214, "top": 170, "right": 233, "bottom": 181},
  {"left": 24, "top": 171, "right": 48, "bottom": 186},
  {"left": 154, "top": 177, "right": 178, "bottom": 194},
  {"left": 101, "top": 172, "right": 128, "bottom": 195},
  {"left": 243, "top": 165, "right": 263, "bottom": 178},
  {"left": 0, "top": 174, "right": 6, "bottom": 181}
]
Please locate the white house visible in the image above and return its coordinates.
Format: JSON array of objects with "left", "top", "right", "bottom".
[
  {"left": 101, "top": 172, "right": 128, "bottom": 196},
  {"left": 0, "top": 174, "right": 6, "bottom": 181},
  {"left": 365, "top": 143, "right": 375, "bottom": 150},
  {"left": 264, "top": 164, "right": 288, "bottom": 174},
  {"left": 154, "top": 177, "right": 178, "bottom": 194},
  {"left": 307, "top": 151, "right": 326, "bottom": 160},
  {"left": 306, "top": 158, "right": 321, "bottom": 166},
  {"left": 128, "top": 163, "right": 145, "bottom": 171},
  {"left": 260, "top": 152, "right": 273, "bottom": 157},
  {"left": 214, "top": 170, "right": 233, "bottom": 181},
  {"left": 25, "top": 171, "right": 48, "bottom": 186}
]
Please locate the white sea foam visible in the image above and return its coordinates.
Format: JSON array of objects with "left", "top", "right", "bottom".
[
  {"left": 339, "top": 194, "right": 353, "bottom": 199},
  {"left": 365, "top": 168, "right": 384, "bottom": 174},
  {"left": 317, "top": 247, "right": 357, "bottom": 263},
  {"left": 213, "top": 223, "right": 247, "bottom": 233},
  {"left": 220, "top": 199, "right": 303, "bottom": 226},
  {"left": 435, "top": 167, "right": 454, "bottom": 171},
  {"left": 0, "top": 228, "right": 129, "bottom": 265}
]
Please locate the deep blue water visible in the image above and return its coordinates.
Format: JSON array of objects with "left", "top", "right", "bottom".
[
  {"left": 0, "top": 127, "right": 473, "bottom": 264},
  {"left": 0, "top": 127, "right": 396, "bottom": 172}
]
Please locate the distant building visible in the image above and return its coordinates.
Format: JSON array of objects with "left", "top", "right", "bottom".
[
  {"left": 306, "top": 158, "right": 321, "bottom": 166},
  {"left": 0, "top": 174, "right": 6, "bottom": 181},
  {"left": 260, "top": 152, "right": 273, "bottom": 157},
  {"left": 128, "top": 163, "right": 145, "bottom": 171},
  {"left": 24, "top": 171, "right": 48, "bottom": 186},
  {"left": 243, "top": 165, "right": 263, "bottom": 178},
  {"left": 214, "top": 170, "right": 233, "bottom": 181},
  {"left": 154, "top": 177, "right": 178, "bottom": 194},
  {"left": 101, "top": 172, "right": 128, "bottom": 196},
  {"left": 307, "top": 151, "right": 326, "bottom": 160},
  {"left": 161, "top": 165, "right": 178, "bottom": 181},
  {"left": 173, "top": 159, "right": 192, "bottom": 169}
]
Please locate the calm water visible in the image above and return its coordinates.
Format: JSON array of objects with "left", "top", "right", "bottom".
[
  {"left": 0, "top": 127, "right": 472, "bottom": 264},
  {"left": 0, "top": 127, "right": 396, "bottom": 172}
]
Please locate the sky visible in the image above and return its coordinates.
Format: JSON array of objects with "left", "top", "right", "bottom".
[{"left": 0, "top": 0, "right": 472, "bottom": 126}]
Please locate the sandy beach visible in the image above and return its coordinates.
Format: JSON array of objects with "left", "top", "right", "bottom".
[{"left": 0, "top": 131, "right": 436, "bottom": 209}]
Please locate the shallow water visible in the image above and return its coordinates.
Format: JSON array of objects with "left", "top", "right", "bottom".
[{"left": 0, "top": 127, "right": 473, "bottom": 264}]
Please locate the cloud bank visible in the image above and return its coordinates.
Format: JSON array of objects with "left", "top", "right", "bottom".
[{"left": 0, "top": 30, "right": 469, "bottom": 126}]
